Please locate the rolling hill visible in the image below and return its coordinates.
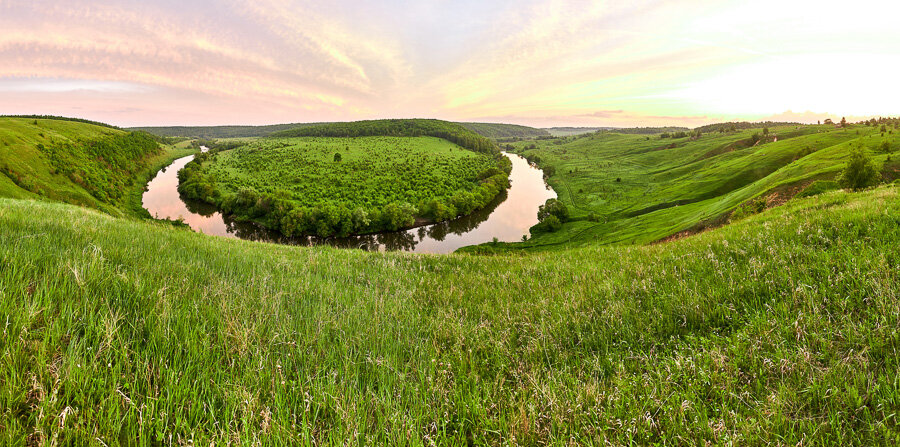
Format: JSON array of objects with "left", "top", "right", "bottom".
[
  {"left": 0, "top": 117, "right": 898, "bottom": 444},
  {"left": 482, "top": 122, "right": 899, "bottom": 252},
  {"left": 0, "top": 117, "right": 193, "bottom": 217}
]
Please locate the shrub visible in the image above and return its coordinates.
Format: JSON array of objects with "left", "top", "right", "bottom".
[
  {"left": 838, "top": 148, "right": 881, "bottom": 191},
  {"left": 796, "top": 180, "right": 840, "bottom": 198},
  {"left": 537, "top": 198, "right": 569, "bottom": 223},
  {"left": 530, "top": 215, "right": 561, "bottom": 233}
]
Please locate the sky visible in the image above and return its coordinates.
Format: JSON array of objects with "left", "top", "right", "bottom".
[{"left": 1, "top": 0, "right": 899, "bottom": 128}]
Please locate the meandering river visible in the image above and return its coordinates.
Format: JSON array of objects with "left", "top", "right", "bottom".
[{"left": 142, "top": 151, "right": 556, "bottom": 253}]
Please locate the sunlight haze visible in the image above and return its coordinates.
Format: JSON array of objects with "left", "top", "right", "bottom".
[{"left": 1, "top": 0, "right": 897, "bottom": 126}]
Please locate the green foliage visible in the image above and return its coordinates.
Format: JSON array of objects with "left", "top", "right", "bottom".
[
  {"left": 730, "top": 196, "right": 767, "bottom": 220},
  {"left": 530, "top": 214, "right": 561, "bottom": 233},
  {"left": 457, "top": 122, "right": 550, "bottom": 139},
  {"left": 130, "top": 122, "right": 326, "bottom": 139},
  {"left": 0, "top": 117, "right": 181, "bottom": 216},
  {"left": 39, "top": 132, "right": 162, "bottom": 203},
  {"left": 178, "top": 137, "right": 511, "bottom": 237},
  {"left": 271, "top": 119, "right": 499, "bottom": 155},
  {"left": 796, "top": 180, "right": 840, "bottom": 198},
  {"left": 2, "top": 186, "right": 899, "bottom": 444},
  {"left": 838, "top": 147, "right": 881, "bottom": 190},
  {"left": 537, "top": 198, "right": 569, "bottom": 222},
  {"left": 505, "top": 122, "right": 892, "bottom": 250},
  {"left": 1, "top": 114, "right": 121, "bottom": 129}
]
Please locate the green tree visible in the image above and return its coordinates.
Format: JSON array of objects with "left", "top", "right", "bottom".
[
  {"left": 537, "top": 198, "right": 569, "bottom": 222},
  {"left": 838, "top": 148, "right": 881, "bottom": 190},
  {"left": 333, "top": 153, "right": 342, "bottom": 162},
  {"left": 763, "top": 127, "right": 769, "bottom": 136}
]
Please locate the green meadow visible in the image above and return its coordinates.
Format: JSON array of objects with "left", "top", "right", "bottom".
[
  {"left": 472, "top": 123, "right": 899, "bottom": 251},
  {"left": 0, "top": 117, "right": 194, "bottom": 218},
  {"left": 0, "top": 117, "right": 898, "bottom": 444}
]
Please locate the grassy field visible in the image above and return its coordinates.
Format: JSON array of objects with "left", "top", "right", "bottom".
[
  {"left": 179, "top": 136, "right": 511, "bottom": 237},
  {"left": 484, "top": 124, "right": 899, "bottom": 251},
  {"left": 0, "top": 117, "right": 192, "bottom": 218},
  {"left": 1, "top": 184, "right": 898, "bottom": 444}
]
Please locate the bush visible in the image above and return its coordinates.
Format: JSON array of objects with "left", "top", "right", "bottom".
[
  {"left": 838, "top": 148, "right": 881, "bottom": 191},
  {"left": 537, "top": 198, "right": 569, "bottom": 222},
  {"left": 731, "top": 196, "right": 767, "bottom": 221},
  {"left": 796, "top": 180, "right": 840, "bottom": 198},
  {"left": 530, "top": 215, "right": 561, "bottom": 233}
]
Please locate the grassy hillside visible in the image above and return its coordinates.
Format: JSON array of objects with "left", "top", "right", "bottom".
[
  {"left": 457, "top": 122, "right": 550, "bottom": 139},
  {"left": 134, "top": 122, "right": 548, "bottom": 141},
  {"left": 1, "top": 185, "right": 898, "bottom": 444},
  {"left": 270, "top": 119, "right": 499, "bottom": 155},
  {"left": 130, "top": 123, "right": 326, "bottom": 139},
  {"left": 488, "top": 123, "right": 898, "bottom": 251},
  {"left": 0, "top": 117, "right": 193, "bottom": 217},
  {"left": 178, "top": 137, "right": 511, "bottom": 237}
]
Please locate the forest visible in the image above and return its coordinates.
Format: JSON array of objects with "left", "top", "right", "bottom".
[
  {"left": 177, "top": 136, "right": 512, "bottom": 237},
  {"left": 271, "top": 119, "right": 500, "bottom": 155}
]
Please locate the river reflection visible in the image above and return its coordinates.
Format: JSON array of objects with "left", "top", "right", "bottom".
[{"left": 142, "top": 152, "right": 555, "bottom": 254}]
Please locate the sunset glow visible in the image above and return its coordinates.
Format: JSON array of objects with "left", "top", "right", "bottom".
[{"left": 2, "top": 0, "right": 898, "bottom": 127}]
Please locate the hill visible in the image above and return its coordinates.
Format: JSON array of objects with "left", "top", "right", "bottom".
[
  {"left": 129, "top": 123, "right": 326, "bottom": 139},
  {"left": 270, "top": 119, "right": 499, "bottom": 154},
  {"left": 457, "top": 122, "right": 550, "bottom": 139},
  {"left": 1, "top": 184, "right": 897, "bottom": 444},
  {"left": 0, "top": 117, "right": 192, "bottom": 217},
  {"left": 544, "top": 127, "right": 612, "bottom": 137},
  {"left": 485, "top": 122, "right": 898, "bottom": 251}
]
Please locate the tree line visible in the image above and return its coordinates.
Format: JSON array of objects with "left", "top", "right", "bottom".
[{"left": 271, "top": 119, "right": 500, "bottom": 155}]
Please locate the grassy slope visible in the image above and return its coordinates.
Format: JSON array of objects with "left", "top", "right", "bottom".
[
  {"left": 134, "top": 122, "right": 549, "bottom": 140},
  {"left": 1, "top": 185, "right": 898, "bottom": 444},
  {"left": 0, "top": 117, "right": 193, "bottom": 217},
  {"left": 457, "top": 122, "right": 550, "bottom": 139},
  {"left": 497, "top": 124, "right": 898, "bottom": 250},
  {"left": 130, "top": 123, "right": 326, "bottom": 139}
]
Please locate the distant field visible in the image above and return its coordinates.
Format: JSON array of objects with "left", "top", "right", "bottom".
[
  {"left": 129, "top": 123, "right": 326, "bottom": 139},
  {"left": 544, "top": 127, "right": 608, "bottom": 137},
  {"left": 458, "top": 122, "right": 550, "bottom": 139},
  {"left": 134, "top": 121, "right": 549, "bottom": 140},
  {"left": 179, "top": 136, "right": 510, "bottom": 236},
  {"left": 473, "top": 123, "right": 899, "bottom": 251}
]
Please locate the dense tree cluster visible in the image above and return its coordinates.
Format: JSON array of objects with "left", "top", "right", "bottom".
[
  {"left": 457, "top": 122, "right": 550, "bottom": 139},
  {"left": 38, "top": 131, "right": 160, "bottom": 203},
  {"left": 531, "top": 198, "right": 569, "bottom": 233},
  {"left": 838, "top": 147, "right": 881, "bottom": 191},
  {"left": 178, "top": 137, "right": 512, "bottom": 237},
  {"left": 693, "top": 121, "right": 799, "bottom": 134},
  {"left": 271, "top": 119, "right": 500, "bottom": 155},
  {"left": 604, "top": 127, "right": 689, "bottom": 135}
]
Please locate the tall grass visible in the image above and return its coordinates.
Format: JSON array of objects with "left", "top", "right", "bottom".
[{"left": 1, "top": 185, "right": 898, "bottom": 444}]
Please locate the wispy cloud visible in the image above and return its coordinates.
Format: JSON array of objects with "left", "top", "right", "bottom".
[{"left": 0, "top": 0, "right": 897, "bottom": 126}]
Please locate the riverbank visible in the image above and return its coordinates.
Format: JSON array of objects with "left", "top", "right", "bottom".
[{"left": 142, "top": 152, "right": 555, "bottom": 253}]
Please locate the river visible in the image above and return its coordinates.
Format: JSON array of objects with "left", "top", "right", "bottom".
[{"left": 141, "top": 151, "right": 556, "bottom": 254}]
